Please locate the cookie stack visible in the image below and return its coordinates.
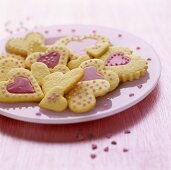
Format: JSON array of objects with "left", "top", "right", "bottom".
[{"left": 0, "top": 32, "right": 148, "bottom": 113}]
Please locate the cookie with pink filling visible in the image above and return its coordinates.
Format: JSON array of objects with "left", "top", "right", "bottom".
[
  {"left": 100, "top": 46, "right": 148, "bottom": 82},
  {"left": 56, "top": 34, "right": 110, "bottom": 69},
  {"left": 66, "top": 80, "right": 110, "bottom": 113},
  {"left": 25, "top": 45, "right": 70, "bottom": 71},
  {"left": 6, "top": 32, "right": 45, "bottom": 57},
  {"left": 80, "top": 59, "right": 119, "bottom": 91},
  {"left": 0, "top": 68, "right": 44, "bottom": 102}
]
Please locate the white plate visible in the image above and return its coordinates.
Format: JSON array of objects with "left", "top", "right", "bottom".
[{"left": 0, "top": 25, "right": 161, "bottom": 124}]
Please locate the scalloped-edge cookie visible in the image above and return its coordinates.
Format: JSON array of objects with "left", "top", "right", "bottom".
[
  {"left": 42, "top": 68, "right": 84, "bottom": 94},
  {"left": 25, "top": 45, "right": 70, "bottom": 71},
  {"left": 66, "top": 80, "right": 110, "bottom": 113},
  {"left": 80, "top": 59, "right": 119, "bottom": 91},
  {"left": 0, "top": 68, "right": 44, "bottom": 102},
  {"left": 0, "top": 53, "right": 25, "bottom": 67},
  {"left": 0, "top": 58, "right": 24, "bottom": 81},
  {"left": 6, "top": 32, "right": 45, "bottom": 57},
  {"left": 100, "top": 46, "right": 148, "bottom": 82},
  {"left": 39, "top": 86, "right": 68, "bottom": 112}
]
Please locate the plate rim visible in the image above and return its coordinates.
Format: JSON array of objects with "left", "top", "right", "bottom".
[{"left": 0, "top": 24, "right": 161, "bottom": 124}]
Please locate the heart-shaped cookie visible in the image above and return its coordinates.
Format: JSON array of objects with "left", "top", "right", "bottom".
[
  {"left": 86, "top": 42, "right": 109, "bottom": 58},
  {"left": 56, "top": 35, "right": 110, "bottom": 60},
  {"left": 100, "top": 46, "right": 148, "bottom": 82},
  {"left": 80, "top": 59, "right": 119, "bottom": 91},
  {"left": 25, "top": 45, "right": 70, "bottom": 71},
  {"left": 6, "top": 32, "right": 45, "bottom": 57},
  {"left": 39, "top": 86, "right": 67, "bottom": 112},
  {"left": 42, "top": 68, "right": 84, "bottom": 94},
  {"left": 31, "top": 62, "right": 50, "bottom": 85},
  {"left": 66, "top": 80, "right": 110, "bottom": 113},
  {"left": 0, "top": 68, "right": 44, "bottom": 102}
]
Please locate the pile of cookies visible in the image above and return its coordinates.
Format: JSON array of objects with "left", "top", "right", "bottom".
[{"left": 0, "top": 32, "right": 148, "bottom": 113}]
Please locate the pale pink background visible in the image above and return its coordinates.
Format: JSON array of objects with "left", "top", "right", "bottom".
[{"left": 0, "top": 0, "right": 170, "bottom": 170}]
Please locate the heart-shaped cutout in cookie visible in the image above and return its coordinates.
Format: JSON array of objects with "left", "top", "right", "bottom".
[
  {"left": 37, "top": 51, "right": 61, "bottom": 69},
  {"left": 7, "top": 77, "right": 35, "bottom": 93},
  {"left": 67, "top": 38, "right": 97, "bottom": 55},
  {"left": 105, "top": 52, "right": 131, "bottom": 66},
  {"left": 82, "top": 66, "right": 104, "bottom": 81}
]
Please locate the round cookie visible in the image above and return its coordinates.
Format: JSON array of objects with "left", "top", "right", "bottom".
[
  {"left": 100, "top": 46, "right": 148, "bottom": 82},
  {"left": 80, "top": 59, "right": 119, "bottom": 91}
]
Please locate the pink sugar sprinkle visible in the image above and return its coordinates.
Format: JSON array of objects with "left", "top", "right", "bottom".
[
  {"left": 137, "top": 84, "right": 143, "bottom": 89},
  {"left": 92, "top": 30, "right": 96, "bottom": 34},
  {"left": 71, "top": 29, "right": 76, "bottom": 32},
  {"left": 111, "top": 141, "right": 117, "bottom": 145},
  {"left": 118, "top": 34, "right": 122, "bottom": 37},
  {"left": 57, "top": 29, "right": 62, "bottom": 32},
  {"left": 123, "top": 148, "right": 129, "bottom": 152},
  {"left": 136, "top": 46, "right": 141, "bottom": 50},
  {"left": 90, "top": 154, "right": 96, "bottom": 159},
  {"left": 147, "top": 58, "right": 151, "bottom": 61},
  {"left": 104, "top": 147, "right": 109, "bottom": 152},
  {"left": 129, "top": 93, "right": 134, "bottom": 97},
  {"left": 44, "top": 30, "right": 49, "bottom": 34},
  {"left": 105, "top": 133, "right": 112, "bottom": 139},
  {"left": 124, "top": 130, "right": 131, "bottom": 134},
  {"left": 91, "top": 144, "right": 98, "bottom": 150},
  {"left": 36, "top": 112, "right": 42, "bottom": 116}
]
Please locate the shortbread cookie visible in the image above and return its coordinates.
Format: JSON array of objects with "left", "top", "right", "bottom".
[
  {"left": 42, "top": 68, "right": 84, "bottom": 94},
  {"left": 52, "top": 64, "right": 70, "bottom": 74},
  {"left": 39, "top": 86, "right": 67, "bottom": 112},
  {"left": 25, "top": 45, "right": 69, "bottom": 71},
  {"left": 100, "top": 46, "right": 148, "bottom": 82},
  {"left": 66, "top": 80, "right": 110, "bottom": 113},
  {"left": 31, "top": 62, "right": 50, "bottom": 85},
  {"left": 0, "top": 68, "right": 44, "bottom": 102},
  {"left": 6, "top": 32, "right": 45, "bottom": 57},
  {"left": 56, "top": 34, "right": 110, "bottom": 60},
  {"left": 0, "top": 58, "right": 24, "bottom": 81},
  {"left": 0, "top": 53, "right": 25, "bottom": 67},
  {"left": 67, "top": 56, "right": 90, "bottom": 69},
  {"left": 80, "top": 59, "right": 119, "bottom": 91},
  {"left": 27, "top": 39, "right": 54, "bottom": 54}
]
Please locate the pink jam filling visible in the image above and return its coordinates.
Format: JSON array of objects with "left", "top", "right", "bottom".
[
  {"left": 7, "top": 77, "right": 35, "bottom": 93},
  {"left": 37, "top": 51, "right": 60, "bottom": 68},
  {"left": 105, "top": 52, "right": 131, "bottom": 66},
  {"left": 82, "top": 66, "right": 104, "bottom": 81},
  {"left": 67, "top": 38, "right": 97, "bottom": 55}
]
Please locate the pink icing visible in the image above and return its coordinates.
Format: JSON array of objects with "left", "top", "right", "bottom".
[
  {"left": 37, "top": 51, "right": 60, "bottom": 68},
  {"left": 105, "top": 52, "right": 131, "bottom": 66},
  {"left": 7, "top": 77, "right": 35, "bottom": 93},
  {"left": 67, "top": 38, "right": 97, "bottom": 55},
  {"left": 82, "top": 66, "right": 104, "bottom": 81}
]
